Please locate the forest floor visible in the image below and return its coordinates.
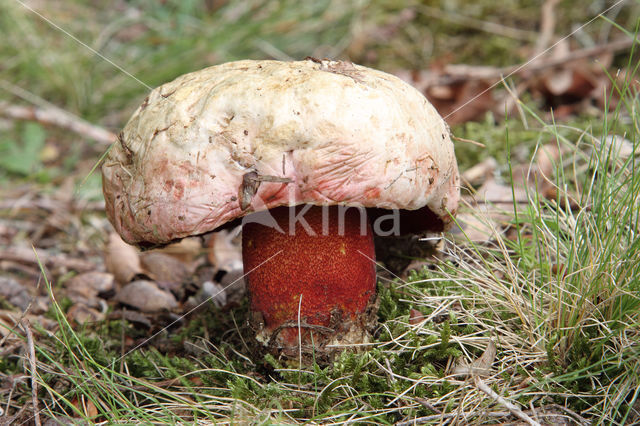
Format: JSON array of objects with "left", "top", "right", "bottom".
[{"left": 1, "top": 1, "right": 639, "bottom": 424}]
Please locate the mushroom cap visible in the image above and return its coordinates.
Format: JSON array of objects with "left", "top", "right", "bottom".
[{"left": 102, "top": 59, "right": 459, "bottom": 246}]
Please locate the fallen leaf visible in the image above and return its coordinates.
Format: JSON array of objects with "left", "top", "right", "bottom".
[
  {"left": 0, "top": 310, "right": 57, "bottom": 337},
  {"left": 71, "top": 396, "right": 99, "bottom": 419},
  {"left": 461, "top": 157, "right": 497, "bottom": 187},
  {"left": 402, "top": 259, "right": 432, "bottom": 277},
  {"left": 540, "top": 40, "right": 573, "bottom": 96},
  {"left": 535, "top": 142, "right": 561, "bottom": 179},
  {"left": 218, "top": 268, "right": 246, "bottom": 304},
  {"left": 510, "top": 142, "right": 561, "bottom": 198},
  {"left": 409, "top": 309, "right": 425, "bottom": 325},
  {"left": 207, "top": 228, "right": 242, "bottom": 271},
  {"left": 65, "top": 272, "right": 115, "bottom": 303},
  {"left": 451, "top": 212, "right": 498, "bottom": 243},
  {"left": 188, "top": 281, "right": 227, "bottom": 308},
  {"left": 115, "top": 280, "right": 178, "bottom": 312},
  {"left": 0, "top": 276, "right": 31, "bottom": 311},
  {"left": 475, "top": 178, "right": 529, "bottom": 204},
  {"left": 84, "top": 398, "right": 99, "bottom": 418},
  {"left": 396, "top": 70, "right": 495, "bottom": 125},
  {"left": 452, "top": 339, "right": 497, "bottom": 377},
  {"left": 140, "top": 251, "right": 193, "bottom": 286},
  {"left": 104, "top": 233, "right": 143, "bottom": 284},
  {"left": 42, "top": 416, "right": 77, "bottom": 426},
  {"left": 429, "top": 80, "right": 494, "bottom": 125},
  {"left": 531, "top": 40, "right": 615, "bottom": 117},
  {"left": 67, "top": 304, "right": 105, "bottom": 325},
  {"left": 189, "top": 376, "right": 204, "bottom": 386},
  {"left": 107, "top": 309, "right": 151, "bottom": 327},
  {"left": 601, "top": 135, "right": 637, "bottom": 160},
  {"left": 155, "top": 237, "right": 203, "bottom": 264}
]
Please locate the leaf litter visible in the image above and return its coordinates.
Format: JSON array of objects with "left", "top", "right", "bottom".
[{"left": 0, "top": 4, "right": 638, "bottom": 422}]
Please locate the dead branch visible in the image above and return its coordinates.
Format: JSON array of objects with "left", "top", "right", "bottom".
[
  {"left": 535, "top": 0, "right": 560, "bottom": 54},
  {"left": 22, "top": 320, "right": 41, "bottom": 426},
  {"left": 396, "top": 407, "right": 580, "bottom": 425},
  {"left": 425, "top": 37, "right": 636, "bottom": 86},
  {"left": 474, "top": 376, "right": 541, "bottom": 426},
  {"left": 0, "top": 246, "right": 96, "bottom": 272},
  {"left": 419, "top": 5, "right": 536, "bottom": 41},
  {"left": 0, "top": 101, "right": 116, "bottom": 146},
  {"left": 0, "top": 197, "right": 105, "bottom": 212},
  {"left": 452, "top": 135, "right": 486, "bottom": 148}
]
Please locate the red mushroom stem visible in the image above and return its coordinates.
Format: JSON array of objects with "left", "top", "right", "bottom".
[{"left": 242, "top": 205, "right": 377, "bottom": 356}]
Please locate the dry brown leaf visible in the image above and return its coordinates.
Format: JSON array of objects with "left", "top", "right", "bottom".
[
  {"left": 155, "top": 237, "right": 203, "bottom": 264},
  {"left": 602, "top": 135, "right": 637, "bottom": 160},
  {"left": 65, "top": 272, "right": 115, "bottom": 299},
  {"left": 107, "top": 309, "right": 151, "bottom": 327},
  {"left": 0, "top": 310, "right": 57, "bottom": 336},
  {"left": 189, "top": 376, "right": 204, "bottom": 386},
  {"left": 0, "top": 276, "right": 31, "bottom": 311},
  {"left": 461, "top": 157, "right": 497, "bottom": 187},
  {"left": 71, "top": 396, "right": 99, "bottom": 419},
  {"left": 104, "top": 232, "right": 143, "bottom": 284},
  {"left": 409, "top": 308, "right": 425, "bottom": 325},
  {"left": 541, "top": 40, "right": 573, "bottom": 95},
  {"left": 0, "top": 246, "right": 95, "bottom": 274},
  {"left": 509, "top": 142, "right": 561, "bottom": 198},
  {"left": 531, "top": 41, "right": 615, "bottom": 117},
  {"left": 396, "top": 70, "right": 495, "bottom": 125},
  {"left": 66, "top": 304, "right": 105, "bottom": 325},
  {"left": 536, "top": 142, "right": 561, "bottom": 179},
  {"left": 451, "top": 212, "right": 498, "bottom": 243},
  {"left": 115, "top": 280, "right": 177, "bottom": 312},
  {"left": 207, "top": 228, "right": 242, "bottom": 271},
  {"left": 198, "top": 281, "right": 227, "bottom": 307},
  {"left": 218, "top": 268, "right": 246, "bottom": 304},
  {"left": 140, "top": 251, "right": 193, "bottom": 285},
  {"left": 453, "top": 176, "right": 531, "bottom": 244},
  {"left": 427, "top": 80, "right": 494, "bottom": 125},
  {"left": 475, "top": 178, "right": 529, "bottom": 204},
  {"left": 452, "top": 339, "right": 497, "bottom": 377},
  {"left": 84, "top": 398, "right": 99, "bottom": 419}
]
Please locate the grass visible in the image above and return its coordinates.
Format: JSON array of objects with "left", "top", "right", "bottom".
[
  {"left": 6, "top": 89, "right": 639, "bottom": 422},
  {"left": 1, "top": 0, "right": 639, "bottom": 424}
]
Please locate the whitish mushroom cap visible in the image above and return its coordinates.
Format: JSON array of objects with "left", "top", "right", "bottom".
[{"left": 102, "top": 59, "right": 459, "bottom": 246}]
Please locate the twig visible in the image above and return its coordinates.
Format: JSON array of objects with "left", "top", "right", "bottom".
[
  {"left": 0, "top": 275, "right": 42, "bottom": 350},
  {"left": 535, "top": 0, "right": 560, "bottom": 54},
  {"left": 0, "top": 197, "right": 105, "bottom": 212},
  {"left": 120, "top": 307, "right": 126, "bottom": 374},
  {"left": 396, "top": 408, "right": 579, "bottom": 425},
  {"left": 545, "top": 403, "right": 589, "bottom": 424},
  {"left": 473, "top": 376, "right": 541, "bottom": 426},
  {"left": 452, "top": 135, "right": 486, "bottom": 148},
  {"left": 22, "top": 320, "right": 41, "bottom": 426},
  {"left": 0, "top": 247, "right": 96, "bottom": 272},
  {"left": 414, "top": 397, "right": 441, "bottom": 414},
  {"left": 419, "top": 5, "right": 536, "bottom": 41},
  {"left": 384, "top": 358, "right": 397, "bottom": 384},
  {"left": 0, "top": 101, "right": 116, "bottom": 146},
  {"left": 417, "top": 37, "right": 636, "bottom": 87},
  {"left": 395, "top": 412, "right": 460, "bottom": 424}
]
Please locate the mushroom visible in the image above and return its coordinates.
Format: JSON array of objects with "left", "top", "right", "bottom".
[{"left": 102, "top": 59, "right": 459, "bottom": 359}]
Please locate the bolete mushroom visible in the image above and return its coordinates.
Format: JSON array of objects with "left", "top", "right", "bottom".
[{"left": 102, "top": 59, "right": 459, "bottom": 359}]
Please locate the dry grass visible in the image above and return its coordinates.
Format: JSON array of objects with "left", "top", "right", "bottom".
[{"left": 0, "top": 1, "right": 639, "bottom": 424}]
